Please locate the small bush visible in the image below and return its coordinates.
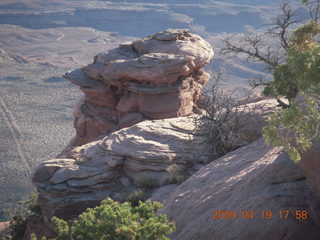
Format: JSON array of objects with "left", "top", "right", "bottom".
[
  {"left": 263, "top": 20, "right": 320, "bottom": 161},
  {"left": 196, "top": 69, "right": 252, "bottom": 160},
  {"left": 5, "top": 193, "right": 41, "bottom": 240},
  {"left": 164, "top": 164, "right": 187, "bottom": 185},
  {"left": 126, "top": 189, "right": 149, "bottom": 206},
  {"left": 30, "top": 233, "right": 46, "bottom": 240},
  {"left": 39, "top": 198, "right": 175, "bottom": 240},
  {"left": 135, "top": 176, "right": 161, "bottom": 190}
]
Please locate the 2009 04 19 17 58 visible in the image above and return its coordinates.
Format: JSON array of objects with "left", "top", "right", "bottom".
[{"left": 210, "top": 210, "right": 308, "bottom": 220}]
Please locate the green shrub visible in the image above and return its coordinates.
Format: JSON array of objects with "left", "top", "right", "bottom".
[
  {"left": 263, "top": 20, "right": 320, "bottom": 102},
  {"left": 263, "top": 96, "right": 320, "bottom": 161},
  {"left": 30, "top": 233, "right": 46, "bottom": 240},
  {"left": 263, "top": 19, "right": 320, "bottom": 161},
  {"left": 41, "top": 198, "right": 175, "bottom": 240},
  {"left": 5, "top": 194, "right": 42, "bottom": 240}
]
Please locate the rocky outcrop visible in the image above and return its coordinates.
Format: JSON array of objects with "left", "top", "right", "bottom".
[
  {"left": 64, "top": 29, "right": 213, "bottom": 146},
  {"left": 33, "top": 116, "right": 211, "bottom": 221},
  {"left": 151, "top": 138, "right": 320, "bottom": 240},
  {"left": 33, "top": 97, "right": 280, "bottom": 224}
]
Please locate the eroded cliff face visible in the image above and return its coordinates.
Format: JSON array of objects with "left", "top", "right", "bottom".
[{"left": 64, "top": 29, "right": 213, "bottom": 147}]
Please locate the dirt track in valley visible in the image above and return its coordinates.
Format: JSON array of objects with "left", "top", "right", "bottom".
[{"left": 0, "top": 93, "right": 32, "bottom": 177}]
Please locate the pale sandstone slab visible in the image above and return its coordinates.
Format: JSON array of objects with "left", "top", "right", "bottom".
[
  {"left": 153, "top": 138, "right": 320, "bottom": 240},
  {"left": 32, "top": 159, "right": 76, "bottom": 183}
]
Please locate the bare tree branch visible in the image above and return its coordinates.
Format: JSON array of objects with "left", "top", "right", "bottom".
[
  {"left": 267, "top": 2, "right": 302, "bottom": 50},
  {"left": 220, "top": 1, "right": 303, "bottom": 107},
  {"left": 221, "top": 34, "right": 281, "bottom": 70},
  {"left": 304, "top": 0, "right": 320, "bottom": 21}
]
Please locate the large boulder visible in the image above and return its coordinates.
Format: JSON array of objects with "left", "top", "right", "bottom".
[
  {"left": 64, "top": 29, "right": 214, "bottom": 146},
  {"left": 33, "top": 116, "right": 211, "bottom": 222},
  {"left": 151, "top": 138, "right": 320, "bottom": 240}
]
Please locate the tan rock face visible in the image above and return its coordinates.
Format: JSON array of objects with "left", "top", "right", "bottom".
[
  {"left": 33, "top": 98, "right": 280, "bottom": 223},
  {"left": 152, "top": 138, "right": 320, "bottom": 240},
  {"left": 64, "top": 29, "right": 214, "bottom": 147},
  {"left": 33, "top": 116, "right": 211, "bottom": 221},
  {"left": 299, "top": 141, "right": 320, "bottom": 198}
]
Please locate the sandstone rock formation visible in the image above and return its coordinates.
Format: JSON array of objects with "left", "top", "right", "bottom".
[
  {"left": 33, "top": 97, "right": 280, "bottom": 224},
  {"left": 32, "top": 28, "right": 319, "bottom": 240},
  {"left": 33, "top": 116, "right": 211, "bottom": 221},
  {"left": 64, "top": 29, "right": 213, "bottom": 146},
  {"left": 152, "top": 138, "right": 320, "bottom": 240}
]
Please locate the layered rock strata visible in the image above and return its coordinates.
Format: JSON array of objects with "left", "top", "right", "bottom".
[
  {"left": 33, "top": 116, "right": 211, "bottom": 221},
  {"left": 33, "top": 98, "right": 279, "bottom": 223},
  {"left": 64, "top": 29, "right": 213, "bottom": 146}
]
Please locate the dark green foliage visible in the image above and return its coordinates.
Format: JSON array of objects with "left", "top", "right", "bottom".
[
  {"left": 47, "top": 198, "right": 175, "bottom": 240},
  {"left": 6, "top": 194, "right": 42, "bottom": 240},
  {"left": 263, "top": 19, "right": 320, "bottom": 161},
  {"left": 264, "top": 20, "right": 320, "bottom": 103},
  {"left": 30, "top": 233, "right": 46, "bottom": 240},
  {"left": 264, "top": 64, "right": 298, "bottom": 101},
  {"left": 263, "top": 97, "right": 320, "bottom": 161}
]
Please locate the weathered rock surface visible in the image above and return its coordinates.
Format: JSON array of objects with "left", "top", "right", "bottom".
[
  {"left": 33, "top": 97, "right": 280, "bottom": 223},
  {"left": 33, "top": 116, "right": 211, "bottom": 221},
  {"left": 64, "top": 29, "right": 213, "bottom": 146},
  {"left": 299, "top": 141, "right": 320, "bottom": 198},
  {"left": 235, "top": 98, "right": 281, "bottom": 143},
  {"left": 151, "top": 138, "right": 320, "bottom": 240}
]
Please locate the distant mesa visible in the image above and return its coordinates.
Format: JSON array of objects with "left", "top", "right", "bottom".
[{"left": 64, "top": 28, "right": 214, "bottom": 147}]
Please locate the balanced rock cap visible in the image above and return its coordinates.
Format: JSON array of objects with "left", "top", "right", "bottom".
[{"left": 82, "top": 28, "right": 214, "bottom": 86}]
